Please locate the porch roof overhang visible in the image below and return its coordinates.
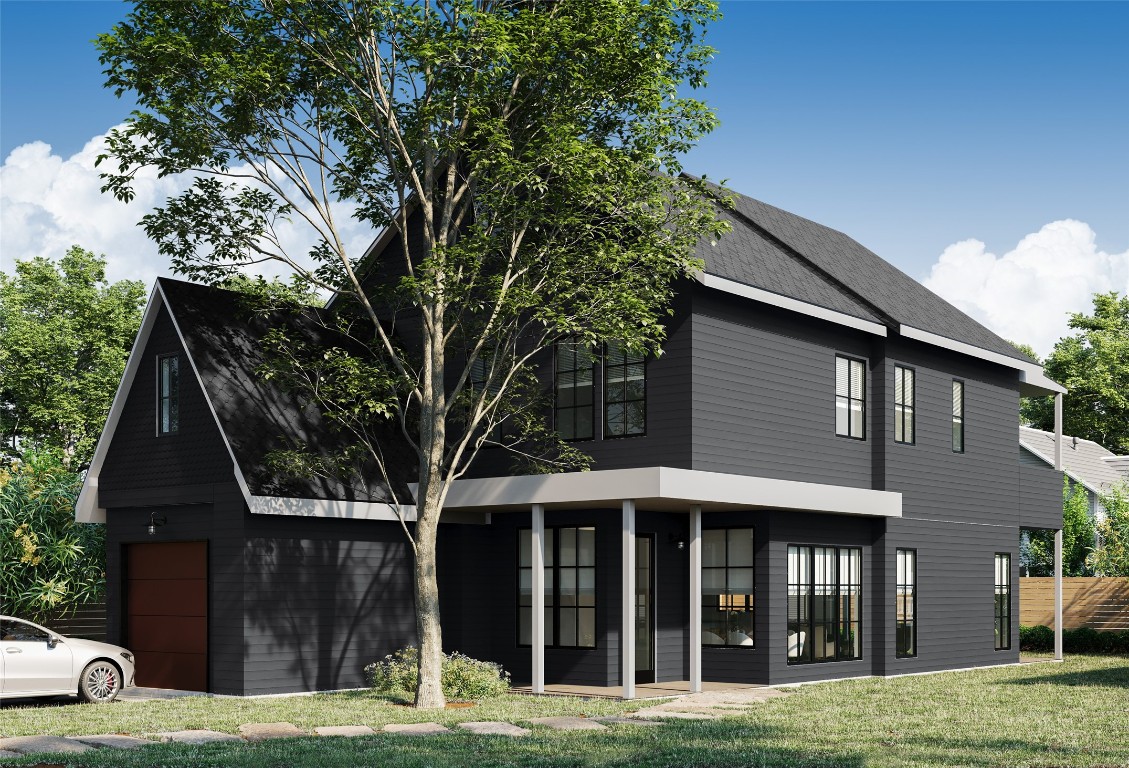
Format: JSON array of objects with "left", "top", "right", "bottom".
[{"left": 424, "top": 466, "right": 901, "bottom": 517}]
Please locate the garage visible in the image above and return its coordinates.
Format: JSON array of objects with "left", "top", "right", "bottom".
[{"left": 125, "top": 541, "right": 208, "bottom": 691}]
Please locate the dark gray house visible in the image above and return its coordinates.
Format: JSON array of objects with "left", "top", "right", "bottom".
[{"left": 77, "top": 190, "right": 1068, "bottom": 696}]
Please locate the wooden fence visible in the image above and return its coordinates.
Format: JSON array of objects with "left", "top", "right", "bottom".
[
  {"left": 1020, "top": 577, "right": 1129, "bottom": 631},
  {"left": 37, "top": 602, "right": 108, "bottom": 642}
]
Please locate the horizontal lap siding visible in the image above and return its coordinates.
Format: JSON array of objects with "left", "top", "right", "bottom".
[
  {"left": 241, "top": 515, "right": 416, "bottom": 695},
  {"left": 1020, "top": 465, "right": 1064, "bottom": 529},
  {"left": 691, "top": 287, "right": 871, "bottom": 487}
]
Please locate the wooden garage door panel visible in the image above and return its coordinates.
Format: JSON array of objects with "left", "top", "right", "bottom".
[
  {"left": 127, "top": 615, "right": 206, "bottom": 655},
  {"left": 127, "top": 580, "right": 207, "bottom": 617},
  {"left": 127, "top": 541, "right": 206, "bottom": 580},
  {"left": 133, "top": 651, "right": 207, "bottom": 692}
]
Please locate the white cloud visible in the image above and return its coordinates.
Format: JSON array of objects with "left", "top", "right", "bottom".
[
  {"left": 924, "top": 220, "right": 1129, "bottom": 358},
  {"left": 0, "top": 128, "right": 376, "bottom": 290}
]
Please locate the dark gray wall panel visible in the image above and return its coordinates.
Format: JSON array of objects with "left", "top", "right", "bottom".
[
  {"left": 241, "top": 515, "right": 417, "bottom": 696},
  {"left": 690, "top": 286, "right": 872, "bottom": 487},
  {"left": 1020, "top": 465, "right": 1065, "bottom": 530}
]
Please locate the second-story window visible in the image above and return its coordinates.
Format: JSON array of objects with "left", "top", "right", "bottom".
[
  {"left": 894, "top": 366, "right": 915, "bottom": 444},
  {"left": 469, "top": 357, "right": 501, "bottom": 442},
  {"left": 555, "top": 339, "right": 595, "bottom": 441},
  {"left": 952, "top": 380, "right": 965, "bottom": 453},
  {"left": 835, "top": 355, "right": 866, "bottom": 439},
  {"left": 604, "top": 341, "right": 646, "bottom": 438},
  {"left": 157, "top": 354, "right": 179, "bottom": 435}
]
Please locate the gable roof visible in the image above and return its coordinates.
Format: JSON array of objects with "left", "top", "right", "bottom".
[{"left": 1019, "top": 426, "right": 1129, "bottom": 496}]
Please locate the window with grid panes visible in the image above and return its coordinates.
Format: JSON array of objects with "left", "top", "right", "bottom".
[
  {"left": 994, "top": 553, "right": 1011, "bottom": 650},
  {"left": 896, "top": 549, "right": 916, "bottom": 657},
  {"left": 701, "top": 529, "right": 755, "bottom": 647},
  {"left": 518, "top": 527, "right": 596, "bottom": 648},
  {"left": 787, "top": 545, "right": 862, "bottom": 663},
  {"left": 604, "top": 341, "right": 645, "bottom": 437},
  {"left": 469, "top": 357, "right": 502, "bottom": 442},
  {"left": 554, "top": 340, "right": 594, "bottom": 441},
  {"left": 894, "top": 366, "right": 915, "bottom": 444},
  {"left": 157, "top": 354, "right": 179, "bottom": 435},
  {"left": 835, "top": 356, "right": 866, "bottom": 439}
]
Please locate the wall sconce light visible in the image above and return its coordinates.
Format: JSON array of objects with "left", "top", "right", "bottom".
[
  {"left": 669, "top": 534, "right": 687, "bottom": 551},
  {"left": 147, "top": 512, "right": 167, "bottom": 536}
]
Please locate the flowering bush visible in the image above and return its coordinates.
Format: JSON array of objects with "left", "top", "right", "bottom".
[{"left": 365, "top": 646, "right": 510, "bottom": 700}]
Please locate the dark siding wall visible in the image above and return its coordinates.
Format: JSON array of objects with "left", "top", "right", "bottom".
[
  {"left": 241, "top": 514, "right": 417, "bottom": 695},
  {"left": 690, "top": 286, "right": 873, "bottom": 487},
  {"left": 1020, "top": 465, "right": 1064, "bottom": 529},
  {"left": 101, "top": 306, "right": 234, "bottom": 492},
  {"left": 104, "top": 482, "right": 246, "bottom": 695}
]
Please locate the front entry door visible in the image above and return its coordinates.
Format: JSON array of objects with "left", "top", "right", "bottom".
[{"left": 635, "top": 535, "right": 655, "bottom": 684}]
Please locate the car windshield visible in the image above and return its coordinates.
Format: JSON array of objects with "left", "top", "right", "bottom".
[{"left": 0, "top": 619, "right": 49, "bottom": 642}]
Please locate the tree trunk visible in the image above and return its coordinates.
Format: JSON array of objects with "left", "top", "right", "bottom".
[{"left": 413, "top": 507, "right": 445, "bottom": 709}]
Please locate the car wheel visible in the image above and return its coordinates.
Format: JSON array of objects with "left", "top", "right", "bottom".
[{"left": 78, "top": 660, "right": 121, "bottom": 703}]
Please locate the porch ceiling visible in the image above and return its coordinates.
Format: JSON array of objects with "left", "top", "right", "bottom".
[{"left": 421, "top": 466, "right": 901, "bottom": 517}]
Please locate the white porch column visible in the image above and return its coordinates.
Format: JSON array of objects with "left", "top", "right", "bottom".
[
  {"left": 689, "top": 504, "right": 703, "bottom": 693},
  {"left": 1054, "top": 391, "right": 1064, "bottom": 661},
  {"left": 622, "top": 499, "right": 636, "bottom": 700},
  {"left": 531, "top": 503, "right": 545, "bottom": 694},
  {"left": 1054, "top": 528, "right": 1064, "bottom": 661}
]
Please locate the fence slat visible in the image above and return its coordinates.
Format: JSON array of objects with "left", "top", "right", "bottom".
[{"left": 1020, "top": 578, "right": 1129, "bottom": 631}]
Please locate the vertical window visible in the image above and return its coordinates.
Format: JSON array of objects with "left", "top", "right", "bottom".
[
  {"left": 519, "top": 527, "right": 596, "bottom": 649},
  {"left": 157, "top": 354, "right": 179, "bottom": 435},
  {"left": 994, "top": 553, "right": 1011, "bottom": 650},
  {"left": 469, "top": 357, "right": 501, "bottom": 442},
  {"left": 896, "top": 549, "right": 917, "bottom": 658},
  {"left": 952, "top": 380, "right": 965, "bottom": 453},
  {"left": 835, "top": 356, "right": 866, "bottom": 439},
  {"left": 701, "top": 528, "right": 755, "bottom": 648},
  {"left": 604, "top": 341, "right": 646, "bottom": 438},
  {"left": 787, "top": 545, "right": 862, "bottom": 663},
  {"left": 554, "top": 340, "right": 595, "bottom": 441},
  {"left": 894, "top": 366, "right": 915, "bottom": 444}
]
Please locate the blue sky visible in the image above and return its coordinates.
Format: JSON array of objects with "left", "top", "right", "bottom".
[{"left": 2, "top": 1, "right": 1126, "bottom": 354}]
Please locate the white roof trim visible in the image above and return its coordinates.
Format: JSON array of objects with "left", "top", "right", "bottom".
[
  {"left": 76, "top": 281, "right": 256, "bottom": 523},
  {"left": 248, "top": 495, "right": 418, "bottom": 522},
  {"left": 900, "top": 324, "right": 1066, "bottom": 395},
  {"left": 426, "top": 466, "right": 902, "bottom": 517},
  {"left": 696, "top": 272, "right": 888, "bottom": 337}
]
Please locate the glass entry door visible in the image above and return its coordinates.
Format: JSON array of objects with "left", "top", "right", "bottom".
[{"left": 635, "top": 535, "right": 655, "bottom": 684}]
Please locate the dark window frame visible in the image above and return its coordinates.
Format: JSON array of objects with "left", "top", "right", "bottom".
[
  {"left": 701, "top": 527, "right": 756, "bottom": 650},
  {"left": 517, "top": 526, "right": 598, "bottom": 650},
  {"left": 554, "top": 339, "right": 596, "bottom": 442},
  {"left": 156, "top": 353, "right": 179, "bottom": 436},
  {"left": 603, "top": 342, "right": 646, "bottom": 439},
  {"left": 894, "top": 365, "right": 916, "bottom": 445},
  {"left": 895, "top": 548, "right": 917, "bottom": 658},
  {"left": 952, "top": 379, "right": 966, "bottom": 453},
  {"left": 787, "top": 544, "right": 863, "bottom": 664},
  {"left": 994, "top": 552, "right": 1011, "bottom": 651},
  {"left": 835, "top": 355, "right": 867, "bottom": 440}
]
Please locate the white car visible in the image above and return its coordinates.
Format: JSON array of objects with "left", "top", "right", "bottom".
[{"left": 1, "top": 616, "right": 136, "bottom": 703}]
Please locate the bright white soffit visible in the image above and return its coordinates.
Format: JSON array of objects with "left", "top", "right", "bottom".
[
  {"left": 696, "top": 272, "right": 888, "bottom": 337},
  {"left": 247, "top": 496, "right": 417, "bottom": 521},
  {"left": 431, "top": 466, "right": 902, "bottom": 517}
]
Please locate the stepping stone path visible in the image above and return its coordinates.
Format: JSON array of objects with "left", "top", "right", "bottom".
[
  {"left": 0, "top": 750, "right": 20, "bottom": 759},
  {"left": 457, "top": 721, "right": 530, "bottom": 737},
  {"left": 238, "top": 722, "right": 306, "bottom": 741},
  {"left": 383, "top": 722, "right": 450, "bottom": 736},
  {"left": 315, "top": 725, "right": 375, "bottom": 737},
  {"left": 527, "top": 716, "right": 608, "bottom": 731},
  {"left": 590, "top": 716, "right": 663, "bottom": 726},
  {"left": 70, "top": 734, "right": 153, "bottom": 749},
  {"left": 157, "top": 729, "right": 242, "bottom": 744},
  {"left": 627, "top": 685, "right": 789, "bottom": 720},
  {"left": 0, "top": 735, "right": 93, "bottom": 754}
]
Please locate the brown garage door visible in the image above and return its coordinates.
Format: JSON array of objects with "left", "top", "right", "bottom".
[{"left": 126, "top": 541, "right": 207, "bottom": 691}]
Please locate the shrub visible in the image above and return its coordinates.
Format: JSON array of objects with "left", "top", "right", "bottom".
[
  {"left": 1020, "top": 625, "right": 1129, "bottom": 654},
  {"left": 1020, "top": 625, "right": 1054, "bottom": 652},
  {"left": 365, "top": 647, "right": 511, "bottom": 700}
]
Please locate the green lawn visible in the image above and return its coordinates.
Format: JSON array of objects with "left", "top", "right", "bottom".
[{"left": 2, "top": 655, "right": 1127, "bottom": 767}]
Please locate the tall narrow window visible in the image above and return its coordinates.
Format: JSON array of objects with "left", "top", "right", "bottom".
[
  {"left": 994, "top": 553, "right": 1011, "bottom": 650},
  {"left": 469, "top": 357, "right": 502, "bottom": 442},
  {"left": 555, "top": 340, "right": 594, "bottom": 441},
  {"left": 952, "top": 380, "right": 965, "bottom": 452},
  {"left": 894, "top": 366, "right": 915, "bottom": 444},
  {"left": 604, "top": 341, "right": 645, "bottom": 438},
  {"left": 787, "top": 545, "right": 862, "bottom": 663},
  {"left": 519, "top": 526, "right": 596, "bottom": 649},
  {"left": 896, "top": 549, "right": 917, "bottom": 658},
  {"left": 835, "top": 356, "right": 866, "bottom": 439},
  {"left": 157, "top": 354, "right": 179, "bottom": 435},
  {"left": 701, "top": 528, "right": 755, "bottom": 648}
]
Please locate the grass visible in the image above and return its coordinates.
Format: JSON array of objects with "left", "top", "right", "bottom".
[{"left": 1, "top": 655, "right": 1127, "bottom": 767}]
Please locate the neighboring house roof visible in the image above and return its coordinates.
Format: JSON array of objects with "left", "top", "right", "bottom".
[{"left": 1019, "top": 426, "right": 1129, "bottom": 496}]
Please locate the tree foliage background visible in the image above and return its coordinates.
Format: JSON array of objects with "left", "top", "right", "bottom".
[
  {"left": 1023, "top": 477, "right": 1096, "bottom": 577},
  {"left": 1089, "top": 481, "right": 1129, "bottom": 576},
  {"left": 0, "top": 247, "right": 146, "bottom": 469}
]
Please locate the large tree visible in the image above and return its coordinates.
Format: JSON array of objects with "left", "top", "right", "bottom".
[
  {"left": 1021, "top": 292, "right": 1129, "bottom": 452},
  {"left": 98, "top": 0, "right": 726, "bottom": 707},
  {"left": 0, "top": 247, "right": 146, "bottom": 469}
]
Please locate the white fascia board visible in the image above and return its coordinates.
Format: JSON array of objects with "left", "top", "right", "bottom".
[
  {"left": 899, "top": 325, "right": 1066, "bottom": 395},
  {"left": 695, "top": 272, "right": 888, "bottom": 337},
  {"left": 76, "top": 285, "right": 163, "bottom": 523},
  {"left": 248, "top": 495, "right": 417, "bottom": 522},
  {"left": 434, "top": 466, "right": 901, "bottom": 518}
]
